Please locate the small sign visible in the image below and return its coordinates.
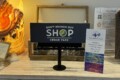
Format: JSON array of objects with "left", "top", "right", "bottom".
[
  {"left": 85, "top": 29, "right": 106, "bottom": 73},
  {"left": 94, "top": 8, "right": 119, "bottom": 50},
  {"left": 30, "top": 23, "right": 89, "bottom": 43},
  {"left": 0, "top": 42, "right": 10, "bottom": 60}
]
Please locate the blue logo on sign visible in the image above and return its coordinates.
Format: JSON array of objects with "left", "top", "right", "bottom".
[{"left": 93, "top": 32, "right": 100, "bottom": 38}]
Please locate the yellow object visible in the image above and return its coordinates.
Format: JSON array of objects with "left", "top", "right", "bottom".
[{"left": 0, "top": 0, "right": 25, "bottom": 55}]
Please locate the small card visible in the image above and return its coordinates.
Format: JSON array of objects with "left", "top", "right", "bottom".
[
  {"left": 0, "top": 42, "right": 10, "bottom": 60},
  {"left": 85, "top": 29, "right": 106, "bottom": 73}
]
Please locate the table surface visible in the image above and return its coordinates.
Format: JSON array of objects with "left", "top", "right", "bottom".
[{"left": 0, "top": 51, "right": 120, "bottom": 79}]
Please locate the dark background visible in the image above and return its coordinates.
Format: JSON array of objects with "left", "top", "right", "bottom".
[{"left": 30, "top": 23, "right": 89, "bottom": 44}]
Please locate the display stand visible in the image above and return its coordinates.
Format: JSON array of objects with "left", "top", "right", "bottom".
[
  {"left": 53, "top": 46, "right": 66, "bottom": 71},
  {"left": 30, "top": 23, "right": 89, "bottom": 71},
  {"left": 34, "top": 43, "right": 84, "bottom": 71}
]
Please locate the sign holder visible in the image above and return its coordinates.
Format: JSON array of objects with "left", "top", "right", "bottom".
[
  {"left": 28, "top": 42, "right": 85, "bottom": 71},
  {"left": 53, "top": 46, "right": 66, "bottom": 71},
  {"left": 29, "top": 23, "right": 89, "bottom": 71}
]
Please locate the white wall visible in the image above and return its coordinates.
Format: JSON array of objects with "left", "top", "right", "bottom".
[{"left": 23, "top": 0, "right": 120, "bottom": 46}]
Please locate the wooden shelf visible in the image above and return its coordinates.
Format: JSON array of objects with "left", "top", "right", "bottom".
[{"left": 0, "top": 51, "right": 120, "bottom": 79}]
